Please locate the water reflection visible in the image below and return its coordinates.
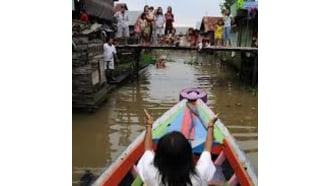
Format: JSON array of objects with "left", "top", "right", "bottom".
[{"left": 72, "top": 51, "right": 258, "bottom": 184}]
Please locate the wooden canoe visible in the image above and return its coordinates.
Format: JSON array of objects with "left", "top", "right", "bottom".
[{"left": 92, "top": 93, "right": 257, "bottom": 186}]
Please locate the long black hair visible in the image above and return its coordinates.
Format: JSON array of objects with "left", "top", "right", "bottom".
[{"left": 154, "top": 131, "right": 198, "bottom": 186}]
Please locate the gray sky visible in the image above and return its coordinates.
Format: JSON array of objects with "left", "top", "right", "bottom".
[{"left": 120, "top": 0, "right": 224, "bottom": 27}]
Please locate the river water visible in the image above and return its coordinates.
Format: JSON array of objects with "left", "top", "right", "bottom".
[{"left": 72, "top": 51, "right": 258, "bottom": 185}]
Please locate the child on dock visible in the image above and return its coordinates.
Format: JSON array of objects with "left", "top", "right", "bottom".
[
  {"left": 214, "top": 19, "right": 224, "bottom": 47},
  {"left": 137, "top": 13, "right": 149, "bottom": 45}
]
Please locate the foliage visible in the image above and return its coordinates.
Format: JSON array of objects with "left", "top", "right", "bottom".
[
  {"left": 114, "top": 53, "right": 155, "bottom": 75},
  {"left": 140, "top": 53, "right": 155, "bottom": 66},
  {"left": 238, "top": 0, "right": 244, "bottom": 8}
]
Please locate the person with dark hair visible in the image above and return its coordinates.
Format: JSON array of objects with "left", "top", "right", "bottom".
[
  {"left": 222, "top": 9, "right": 234, "bottom": 47},
  {"left": 154, "top": 7, "right": 165, "bottom": 45},
  {"left": 136, "top": 13, "right": 147, "bottom": 45},
  {"left": 146, "top": 6, "right": 155, "bottom": 44},
  {"left": 165, "top": 6, "right": 175, "bottom": 35},
  {"left": 114, "top": 5, "right": 129, "bottom": 44},
  {"left": 138, "top": 109, "right": 218, "bottom": 186},
  {"left": 214, "top": 19, "right": 224, "bottom": 47}
]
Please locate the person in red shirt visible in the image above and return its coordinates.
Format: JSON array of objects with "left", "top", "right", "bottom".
[
  {"left": 80, "top": 9, "right": 89, "bottom": 23},
  {"left": 164, "top": 6, "right": 174, "bottom": 35}
]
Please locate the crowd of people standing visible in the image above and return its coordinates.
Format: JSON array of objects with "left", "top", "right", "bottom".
[
  {"left": 134, "top": 5, "right": 175, "bottom": 46},
  {"left": 75, "top": 4, "right": 245, "bottom": 50},
  {"left": 110, "top": 4, "right": 239, "bottom": 49}
]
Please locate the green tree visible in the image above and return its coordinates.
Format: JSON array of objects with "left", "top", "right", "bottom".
[{"left": 223, "top": 0, "right": 236, "bottom": 9}]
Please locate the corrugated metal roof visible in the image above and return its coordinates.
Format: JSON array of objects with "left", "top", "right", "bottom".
[
  {"left": 84, "top": 0, "right": 114, "bottom": 20},
  {"left": 200, "top": 16, "right": 223, "bottom": 32}
]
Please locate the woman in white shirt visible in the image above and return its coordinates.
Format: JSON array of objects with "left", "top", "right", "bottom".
[
  {"left": 137, "top": 109, "right": 218, "bottom": 186},
  {"left": 114, "top": 5, "right": 129, "bottom": 42},
  {"left": 154, "top": 7, "right": 165, "bottom": 45}
]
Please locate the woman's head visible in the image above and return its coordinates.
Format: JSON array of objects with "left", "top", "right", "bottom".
[
  {"left": 156, "top": 7, "right": 163, "bottom": 15},
  {"left": 121, "top": 5, "right": 126, "bottom": 13},
  {"left": 225, "top": 9, "right": 230, "bottom": 15},
  {"left": 154, "top": 131, "right": 197, "bottom": 186},
  {"left": 143, "top": 5, "right": 149, "bottom": 12},
  {"left": 222, "top": 8, "right": 229, "bottom": 16},
  {"left": 167, "top": 6, "right": 172, "bottom": 13}
]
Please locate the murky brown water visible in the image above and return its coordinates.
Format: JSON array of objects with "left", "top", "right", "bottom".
[{"left": 72, "top": 51, "right": 257, "bottom": 185}]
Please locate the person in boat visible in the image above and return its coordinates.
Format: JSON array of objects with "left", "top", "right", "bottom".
[{"left": 137, "top": 109, "right": 218, "bottom": 186}]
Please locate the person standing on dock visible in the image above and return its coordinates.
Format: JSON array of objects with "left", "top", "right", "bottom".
[
  {"left": 154, "top": 7, "right": 165, "bottom": 46},
  {"left": 146, "top": 6, "right": 155, "bottom": 45},
  {"left": 165, "top": 6, "right": 175, "bottom": 35},
  {"left": 223, "top": 9, "right": 234, "bottom": 47},
  {"left": 103, "top": 37, "right": 119, "bottom": 81},
  {"left": 114, "top": 5, "right": 129, "bottom": 45},
  {"left": 140, "top": 5, "right": 152, "bottom": 45},
  {"left": 214, "top": 19, "right": 224, "bottom": 47},
  {"left": 137, "top": 13, "right": 148, "bottom": 45}
]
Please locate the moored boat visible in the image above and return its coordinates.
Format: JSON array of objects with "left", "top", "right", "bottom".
[{"left": 92, "top": 88, "right": 257, "bottom": 186}]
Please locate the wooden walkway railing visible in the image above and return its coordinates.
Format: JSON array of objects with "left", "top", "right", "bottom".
[{"left": 116, "top": 45, "right": 258, "bottom": 52}]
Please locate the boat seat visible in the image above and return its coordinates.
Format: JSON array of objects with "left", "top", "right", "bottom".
[
  {"left": 209, "top": 173, "right": 238, "bottom": 186},
  {"left": 131, "top": 174, "right": 143, "bottom": 186},
  {"left": 228, "top": 173, "right": 238, "bottom": 186},
  {"left": 209, "top": 150, "right": 233, "bottom": 186},
  {"left": 214, "top": 151, "right": 226, "bottom": 166},
  {"left": 208, "top": 180, "right": 229, "bottom": 186},
  {"left": 130, "top": 165, "right": 144, "bottom": 186}
]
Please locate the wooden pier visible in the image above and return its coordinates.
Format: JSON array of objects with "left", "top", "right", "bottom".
[{"left": 116, "top": 45, "right": 257, "bottom": 52}]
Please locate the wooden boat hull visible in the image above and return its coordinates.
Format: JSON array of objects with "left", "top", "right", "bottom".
[{"left": 93, "top": 98, "right": 257, "bottom": 186}]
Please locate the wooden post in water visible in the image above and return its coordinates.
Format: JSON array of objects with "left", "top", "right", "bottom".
[
  {"left": 133, "top": 48, "right": 142, "bottom": 81},
  {"left": 251, "top": 52, "right": 258, "bottom": 86}
]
